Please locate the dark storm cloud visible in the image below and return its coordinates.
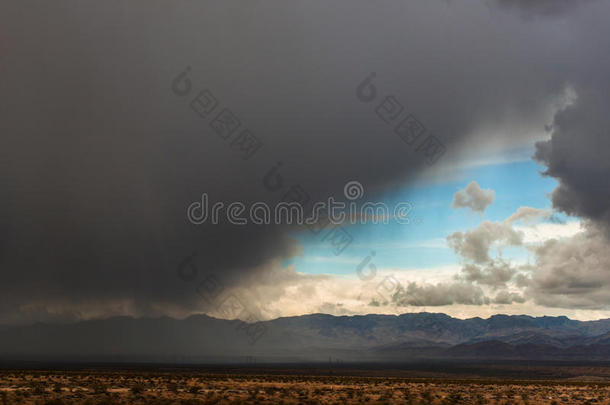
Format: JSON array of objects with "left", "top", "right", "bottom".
[
  {"left": 527, "top": 0, "right": 610, "bottom": 309},
  {"left": 535, "top": 88, "right": 610, "bottom": 231},
  {"left": 525, "top": 225, "right": 610, "bottom": 309},
  {"left": 0, "top": 0, "right": 608, "bottom": 322}
]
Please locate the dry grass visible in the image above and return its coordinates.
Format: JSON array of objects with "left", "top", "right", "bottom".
[{"left": 0, "top": 370, "right": 609, "bottom": 404}]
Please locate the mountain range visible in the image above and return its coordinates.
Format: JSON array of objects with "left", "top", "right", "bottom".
[{"left": 4, "top": 313, "right": 610, "bottom": 363}]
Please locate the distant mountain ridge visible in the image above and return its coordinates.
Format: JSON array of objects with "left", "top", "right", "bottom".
[{"left": 3, "top": 313, "right": 610, "bottom": 363}]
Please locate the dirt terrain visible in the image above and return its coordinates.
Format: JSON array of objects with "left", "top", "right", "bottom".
[{"left": 1, "top": 369, "right": 610, "bottom": 404}]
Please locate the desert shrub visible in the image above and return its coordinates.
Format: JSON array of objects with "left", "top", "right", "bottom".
[
  {"left": 420, "top": 389, "right": 434, "bottom": 405},
  {"left": 404, "top": 392, "right": 415, "bottom": 405},
  {"left": 142, "top": 400, "right": 174, "bottom": 405},
  {"left": 91, "top": 384, "right": 107, "bottom": 394},
  {"left": 29, "top": 381, "right": 45, "bottom": 395},
  {"left": 442, "top": 392, "right": 463, "bottom": 405},
  {"left": 475, "top": 393, "right": 488, "bottom": 405},
  {"left": 180, "top": 399, "right": 205, "bottom": 405},
  {"left": 379, "top": 389, "right": 393, "bottom": 400},
  {"left": 95, "top": 398, "right": 122, "bottom": 405},
  {"left": 42, "top": 400, "right": 65, "bottom": 405}
]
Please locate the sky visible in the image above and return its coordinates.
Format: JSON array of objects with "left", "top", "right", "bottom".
[
  {"left": 279, "top": 153, "right": 593, "bottom": 320},
  {"left": 291, "top": 156, "right": 561, "bottom": 274},
  {"left": 1, "top": 0, "right": 610, "bottom": 324}
]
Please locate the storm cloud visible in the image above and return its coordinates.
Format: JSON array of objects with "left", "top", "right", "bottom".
[
  {"left": 1, "top": 0, "right": 609, "bottom": 323},
  {"left": 525, "top": 225, "right": 610, "bottom": 309},
  {"left": 535, "top": 89, "right": 610, "bottom": 232},
  {"left": 392, "top": 282, "right": 490, "bottom": 307}
]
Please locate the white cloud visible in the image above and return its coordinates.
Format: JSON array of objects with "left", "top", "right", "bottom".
[
  {"left": 515, "top": 221, "right": 583, "bottom": 244},
  {"left": 452, "top": 181, "right": 496, "bottom": 214},
  {"left": 447, "top": 221, "right": 523, "bottom": 264},
  {"left": 505, "top": 206, "right": 550, "bottom": 225}
]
